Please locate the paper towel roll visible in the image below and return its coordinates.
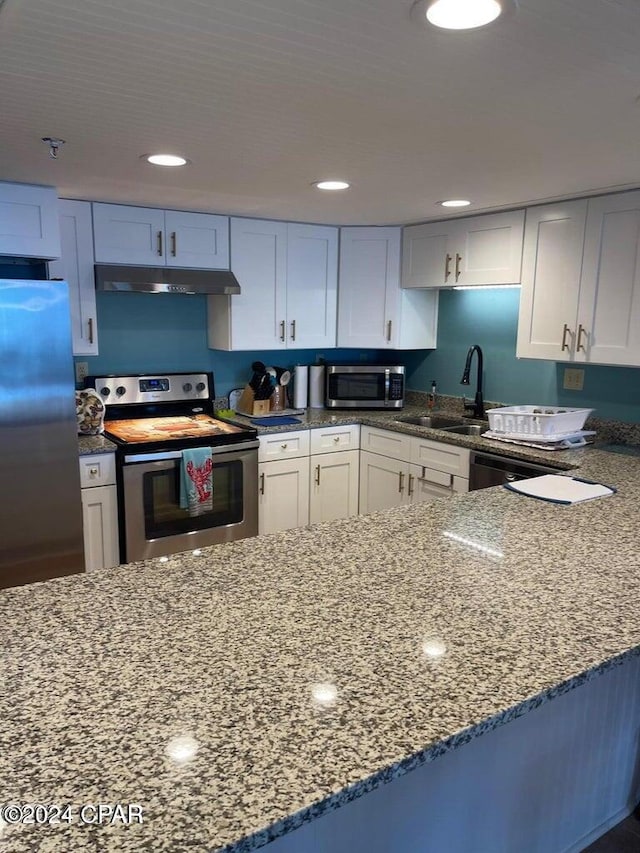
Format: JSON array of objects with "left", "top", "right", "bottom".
[
  {"left": 293, "top": 365, "right": 309, "bottom": 409},
  {"left": 309, "top": 365, "right": 325, "bottom": 408}
]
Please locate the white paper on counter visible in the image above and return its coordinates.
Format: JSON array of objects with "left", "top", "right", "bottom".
[{"left": 505, "top": 474, "right": 615, "bottom": 504}]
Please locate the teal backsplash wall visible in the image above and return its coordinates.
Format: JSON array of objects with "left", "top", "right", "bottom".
[
  {"left": 403, "top": 289, "right": 640, "bottom": 423},
  {"left": 76, "top": 293, "right": 388, "bottom": 395},
  {"left": 77, "top": 290, "right": 640, "bottom": 422}
]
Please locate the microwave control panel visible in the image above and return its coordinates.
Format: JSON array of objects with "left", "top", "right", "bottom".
[{"left": 389, "top": 374, "right": 404, "bottom": 400}]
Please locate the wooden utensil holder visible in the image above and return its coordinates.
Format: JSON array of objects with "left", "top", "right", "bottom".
[{"left": 237, "top": 386, "right": 271, "bottom": 416}]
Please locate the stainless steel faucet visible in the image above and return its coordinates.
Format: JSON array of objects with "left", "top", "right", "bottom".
[{"left": 460, "top": 345, "right": 485, "bottom": 419}]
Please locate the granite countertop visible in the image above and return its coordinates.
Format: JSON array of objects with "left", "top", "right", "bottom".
[
  {"left": 2, "top": 426, "right": 640, "bottom": 851},
  {"left": 78, "top": 434, "right": 118, "bottom": 455}
]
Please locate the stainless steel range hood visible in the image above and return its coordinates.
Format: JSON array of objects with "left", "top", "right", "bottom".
[{"left": 94, "top": 264, "right": 241, "bottom": 295}]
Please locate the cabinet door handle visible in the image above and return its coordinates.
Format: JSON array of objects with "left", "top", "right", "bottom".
[
  {"left": 408, "top": 473, "right": 414, "bottom": 497},
  {"left": 455, "top": 253, "right": 462, "bottom": 282},
  {"left": 577, "top": 324, "right": 587, "bottom": 352},
  {"left": 291, "top": 319, "right": 296, "bottom": 341},
  {"left": 171, "top": 231, "right": 177, "bottom": 257},
  {"left": 157, "top": 231, "right": 163, "bottom": 256},
  {"left": 315, "top": 464, "right": 321, "bottom": 485},
  {"left": 386, "top": 320, "right": 392, "bottom": 342},
  {"left": 88, "top": 317, "right": 94, "bottom": 344},
  {"left": 398, "top": 470, "right": 405, "bottom": 494},
  {"left": 280, "top": 320, "right": 286, "bottom": 342},
  {"left": 444, "top": 253, "right": 452, "bottom": 282},
  {"left": 259, "top": 472, "right": 265, "bottom": 495},
  {"left": 561, "top": 323, "right": 571, "bottom": 352}
]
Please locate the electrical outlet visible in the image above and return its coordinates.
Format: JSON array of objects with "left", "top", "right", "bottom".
[
  {"left": 75, "top": 361, "right": 89, "bottom": 384},
  {"left": 563, "top": 368, "right": 584, "bottom": 391}
]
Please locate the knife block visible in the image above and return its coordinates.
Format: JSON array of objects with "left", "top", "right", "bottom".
[{"left": 236, "top": 386, "right": 270, "bottom": 416}]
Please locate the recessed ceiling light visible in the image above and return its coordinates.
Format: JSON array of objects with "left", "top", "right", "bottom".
[
  {"left": 440, "top": 199, "right": 472, "bottom": 207},
  {"left": 313, "top": 180, "right": 350, "bottom": 191},
  {"left": 145, "top": 153, "right": 189, "bottom": 167},
  {"left": 422, "top": 0, "right": 503, "bottom": 30}
]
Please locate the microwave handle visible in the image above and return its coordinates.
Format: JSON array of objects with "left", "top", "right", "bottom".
[{"left": 384, "top": 368, "right": 390, "bottom": 404}]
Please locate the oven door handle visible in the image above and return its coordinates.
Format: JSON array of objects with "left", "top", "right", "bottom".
[{"left": 123, "top": 439, "right": 259, "bottom": 463}]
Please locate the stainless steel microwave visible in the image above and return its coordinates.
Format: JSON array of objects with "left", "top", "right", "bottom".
[{"left": 325, "top": 365, "right": 405, "bottom": 409}]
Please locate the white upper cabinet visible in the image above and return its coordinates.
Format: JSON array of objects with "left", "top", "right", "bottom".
[
  {"left": 576, "top": 192, "right": 640, "bottom": 366},
  {"left": 402, "top": 210, "right": 524, "bottom": 288},
  {"left": 92, "top": 203, "right": 229, "bottom": 269},
  {"left": 0, "top": 182, "right": 60, "bottom": 259},
  {"left": 338, "top": 226, "right": 438, "bottom": 350},
  {"left": 517, "top": 190, "right": 640, "bottom": 367},
  {"left": 516, "top": 201, "right": 588, "bottom": 361},
  {"left": 49, "top": 200, "right": 98, "bottom": 355},
  {"left": 163, "top": 210, "right": 229, "bottom": 269},
  {"left": 208, "top": 218, "right": 338, "bottom": 351},
  {"left": 286, "top": 223, "right": 337, "bottom": 349}
]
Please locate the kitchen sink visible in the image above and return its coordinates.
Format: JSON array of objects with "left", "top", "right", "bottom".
[
  {"left": 395, "top": 415, "right": 464, "bottom": 428},
  {"left": 441, "top": 424, "right": 485, "bottom": 435}
]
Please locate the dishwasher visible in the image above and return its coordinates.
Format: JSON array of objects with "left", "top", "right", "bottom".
[{"left": 469, "top": 451, "right": 560, "bottom": 490}]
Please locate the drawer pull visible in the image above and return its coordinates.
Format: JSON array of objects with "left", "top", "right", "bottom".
[
  {"left": 89, "top": 467, "right": 98, "bottom": 476},
  {"left": 333, "top": 436, "right": 340, "bottom": 443},
  {"left": 455, "top": 253, "right": 462, "bottom": 282},
  {"left": 281, "top": 443, "right": 288, "bottom": 450},
  {"left": 577, "top": 324, "right": 587, "bottom": 352}
]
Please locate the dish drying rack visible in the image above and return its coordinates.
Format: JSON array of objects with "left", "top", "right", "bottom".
[{"left": 483, "top": 406, "right": 595, "bottom": 450}]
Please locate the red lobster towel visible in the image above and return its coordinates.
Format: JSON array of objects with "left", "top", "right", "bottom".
[{"left": 179, "top": 448, "right": 213, "bottom": 517}]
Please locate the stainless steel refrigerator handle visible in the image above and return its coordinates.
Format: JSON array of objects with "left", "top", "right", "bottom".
[{"left": 124, "top": 440, "right": 259, "bottom": 463}]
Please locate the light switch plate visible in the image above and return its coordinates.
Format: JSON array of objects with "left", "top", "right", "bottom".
[{"left": 563, "top": 368, "right": 584, "bottom": 391}]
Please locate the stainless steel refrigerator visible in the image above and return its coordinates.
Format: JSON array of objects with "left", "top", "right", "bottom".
[{"left": 0, "top": 279, "right": 84, "bottom": 588}]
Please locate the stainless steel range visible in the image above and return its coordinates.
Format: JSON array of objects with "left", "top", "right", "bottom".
[{"left": 88, "top": 372, "right": 258, "bottom": 563}]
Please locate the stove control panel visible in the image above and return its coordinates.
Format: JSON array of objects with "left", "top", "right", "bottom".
[{"left": 89, "top": 373, "right": 212, "bottom": 406}]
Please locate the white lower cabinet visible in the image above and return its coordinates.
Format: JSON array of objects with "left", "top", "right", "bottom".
[
  {"left": 259, "top": 457, "right": 310, "bottom": 535},
  {"left": 258, "top": 430, "right": 311, "bottom": 534},
  {"left": 359, "top": 426, "right": 470, "bottom": 514},
  {"left": 258, "top": 424, "right": 468, "bottom": 534},
  {"left": 359, "top": 450, "right": 408, "bottom": 514},
  {"left": 79, "top": 454, "right": 119, "bottom": 571}
]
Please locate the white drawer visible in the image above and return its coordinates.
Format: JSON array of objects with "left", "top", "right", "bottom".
[
  {"left": 310, "top": 424, "right": 360, "bottom": 455},
  {"left": 259, "top": 429, "right": 310, "bottom": 461},
  {"left": 79, "top": 453, "right": 116, "bottom": 487},
  {"left": 360, "top": 426, "right": 411, "bottom": 462},
  {"left": 410, "top": 437, "right": 470, "bottom": 478}
]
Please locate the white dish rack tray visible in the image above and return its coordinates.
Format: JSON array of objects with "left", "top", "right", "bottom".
[{"left": 486, "top": 406, "right": 594, "bottom": 438}]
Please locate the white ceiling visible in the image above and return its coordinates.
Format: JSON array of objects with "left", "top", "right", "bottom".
[{"left": 1, "top": 0, "right": 639, "bottom": 225}]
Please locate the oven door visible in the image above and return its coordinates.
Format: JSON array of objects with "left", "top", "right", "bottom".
[{"left": 121, "top": 440, "right": 258, "bottom": 562}]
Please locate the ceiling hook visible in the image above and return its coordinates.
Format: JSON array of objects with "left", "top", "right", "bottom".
[{"left": 41, "top": 137, "right": 66, "bottom": 159}]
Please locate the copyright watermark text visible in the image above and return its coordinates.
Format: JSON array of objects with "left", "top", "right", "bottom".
[{"left": 0, "top": 803, "right": 144, "bottom": 826}]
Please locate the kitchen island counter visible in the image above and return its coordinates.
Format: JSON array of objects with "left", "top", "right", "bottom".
[{"left": 2, "top": 447, "right": 640, "bottom": 852}]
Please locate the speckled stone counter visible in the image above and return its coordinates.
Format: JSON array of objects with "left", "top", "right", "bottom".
[
  {"left": 78, "top": 434, "right": 118, "bottom": 455},
  {"left": 2, "top": 436, "right": 640, "bottom": 851}
]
